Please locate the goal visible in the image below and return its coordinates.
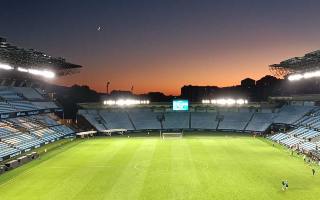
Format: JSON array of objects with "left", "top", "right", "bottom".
[{"left": 161, "top": 131, "right": 183, "bottom": 139}]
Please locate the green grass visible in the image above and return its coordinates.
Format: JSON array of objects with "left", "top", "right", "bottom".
[{"left": 0, "top": 132, "right": 319, "bottom": 200}]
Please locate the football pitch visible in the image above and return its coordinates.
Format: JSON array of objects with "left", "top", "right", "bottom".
[{"left": 0, "top": 133, "right": 319, "bottom": 200}]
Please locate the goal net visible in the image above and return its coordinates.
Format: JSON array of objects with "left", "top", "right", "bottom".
[{"left": 161, "top": 132, "right": 183, "bottom": 139}]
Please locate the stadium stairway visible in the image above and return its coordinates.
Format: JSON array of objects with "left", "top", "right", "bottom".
[
  {"left": 215, "top": 118, "right": 221, "bottom": 130},
  {"left": 189, "top": 112, "right": 191, "bottom": 129},
  {"left": 126, "top": 112, "right": 137, "bottom": 130},
  {"left": 97, "top": 110, "right": 109, "bottom": 130},
  {"left": 158, "top": 114, "right": 163, "bottom": 129},
  {"left": 243, "top": 113, "right": 255, "bottom": 131}
]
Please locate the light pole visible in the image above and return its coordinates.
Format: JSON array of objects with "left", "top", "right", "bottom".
[{"left": 106, "top": 81, "right": 110, "bottom": 95}]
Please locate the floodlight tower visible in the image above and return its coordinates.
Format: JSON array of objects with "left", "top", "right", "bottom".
[{"left": 106, "top": 81, "right": 110, "bottom": 94}]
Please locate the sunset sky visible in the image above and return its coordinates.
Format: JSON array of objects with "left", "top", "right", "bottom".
[{"left": 1, "top": 0, "right": 320, "bottom": 95}]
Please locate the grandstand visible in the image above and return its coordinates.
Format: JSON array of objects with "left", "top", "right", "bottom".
[
  {"left": 268, "top": 106, "right": 320, "bottom": 153},
  {"left": 0, "top": 87, "right": 75, "bottom": 161},
  {"left": 128, "top": 109, "right": 161, "bottom": 130},
  {"left": 0, "top": 86, "right": 61, "bottom": 114},
  {"left": 0, "top": 38, "right": 79, "bottom": 161},
  {"left": 99, "top": 111, "right": 134, "bottom": 130},
  {"left": 273, "top": 105, "right": 314, "bottom": 124},
  {"left": 190, "top": 112, "right": 218, "bottom": 130},
  {"left": 78, "top": 104, "right": 314, "bottom": 134},
  {"left": 265, "top": 49, "right": 320, "bottom": 154},
  {"left": 218, "top": 111, "right": 252, "bottom": 131},
  {"left": 163, "top": 112, "right": 190, "bottom": 129},
  {"left": 245, "top": 113, "right": 276, "bottom": 132}
]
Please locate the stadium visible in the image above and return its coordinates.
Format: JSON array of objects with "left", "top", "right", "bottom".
[
  {"left": 2, "top": 2, "right": 320, "bottom": 200},
  {"left": 0, "top": 37, "right": 320, "bottom": 200}
]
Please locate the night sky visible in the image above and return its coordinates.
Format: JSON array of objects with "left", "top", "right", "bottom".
[{"left": 1, "top": 0, "right": 320, "bottom": 95}]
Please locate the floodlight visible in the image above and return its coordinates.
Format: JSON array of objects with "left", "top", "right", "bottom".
[
  {"left": 227, "top": 99, "right": 235, "bottom": 105},
  {"left": 104, "top": 99, "right": 149, "bottom": 106},
  {"left": 0, "top": 63, "right": 13, "bottom": 70},
  {"left": 288, "top": 74, "right": 303, "bottom": 81},
  {"left": 236, "top": 99, "right": 245, "bottom": 105},
  {"left": 17, "top": 67, "right": 28, "bottom": 72},
  {"left": 203, "top": 98, "right": 248, "bottom": 106},
  {"left": 28, "top": 69, "right": 55, "bottom": 79}
]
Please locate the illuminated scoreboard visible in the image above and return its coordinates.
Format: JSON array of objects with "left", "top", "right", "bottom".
[{"left": 172, "top": 100, "right": 189, "bottom": 111}]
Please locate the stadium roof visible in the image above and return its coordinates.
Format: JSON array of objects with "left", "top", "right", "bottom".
[
  {"left": 0, "top": 37, "right": 82, "bottom": 77},
  {"left": 269, "top": 50, "right": 320, "bottom": 77}
]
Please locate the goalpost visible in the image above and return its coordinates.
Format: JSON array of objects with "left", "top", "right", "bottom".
[{"left": 160, "top": 130, "right": 183, "bottom": 139}]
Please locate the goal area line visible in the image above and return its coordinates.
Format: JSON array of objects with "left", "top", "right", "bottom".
[{"left": 161, "top": 132, "right": 183, "bottom": 139}]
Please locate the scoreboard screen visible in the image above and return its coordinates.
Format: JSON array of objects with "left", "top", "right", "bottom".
[{"left": 173, "top": 100, "right": 189, "bottom": 111}]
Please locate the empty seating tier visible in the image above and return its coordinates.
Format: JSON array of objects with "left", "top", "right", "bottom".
[{"left": 0, "top": 114, "right": 74, "bottom": 161}]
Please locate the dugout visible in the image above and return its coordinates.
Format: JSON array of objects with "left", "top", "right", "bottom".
[
  {"left": 28, "top": 152, "right": 39, "bottom": 159},
  {"left": 17, "top": 155, "right": 29, "bottom": 164},
  {"left": 101, "top": 129, "right": 127, "bottom": 136},
  {"left": 76, "top": 131, "right": 97, "bottom": 138},
  {"left": 5, "top": 159, "right": 19, "bottom": 170}
]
